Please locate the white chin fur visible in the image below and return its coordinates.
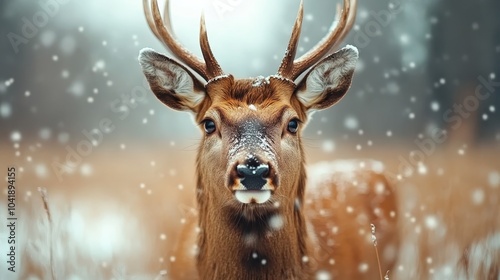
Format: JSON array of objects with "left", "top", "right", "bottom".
[{"left": 235, "top": 190, "right": 271, "bottom": 204}]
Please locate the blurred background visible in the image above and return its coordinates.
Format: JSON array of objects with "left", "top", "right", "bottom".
[{"left": 0, "top": 0, "right": 499, "bottom": 279}]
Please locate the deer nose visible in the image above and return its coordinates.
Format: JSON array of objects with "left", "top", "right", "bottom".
[{"left": 236, "top": 159, "right": 270, "bottom": 190}]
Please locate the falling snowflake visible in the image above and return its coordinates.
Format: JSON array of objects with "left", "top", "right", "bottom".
[
  {"left": 424, "top": 215, "right": 438, "bottom": 229},
  {"left": 430, "top": 101, "right": 440, "bottom": 112},
  {"left": 358, "top": 262, "right": 369, "bottom": 273},
  {"left": 35, "top": 164, "right": 48, "bottom": 178},
  {"left": 80, "top": 164, "right": 93, "bottom": 176},
  {"left": 268, "top": 214, "right": 284, "bottom": 230},
  {"left": 0, "top": 102, "right": 12, "bottom": 118},
  {"left": 488, "top": 172, "right": 500, "bottom": 188},
  {"left": 471, "top": 188, "right": 485, "bottom": 205},
  {"left": 344, "top": 116, "right": 359, "bottom": 130},
  {"left": 322, "top": 140, "right": 335, "bottom": 152},
  {"left": 316, "top": 270, "right": 331, "bottom": 280},
  {"left": 10, "top": 131, "right": 22, "bottom": 142}
]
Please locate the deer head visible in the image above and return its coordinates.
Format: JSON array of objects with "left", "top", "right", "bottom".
[
  {"left": 139, "top": 0, "right": 357, "bottom": 219},
  {"left": 139, "top": 1, "right": 360, "bottom": 277}
]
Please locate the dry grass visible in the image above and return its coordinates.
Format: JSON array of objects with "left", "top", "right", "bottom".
[{"left": 0, "top": 142, "right": 498, "bottom": 279}]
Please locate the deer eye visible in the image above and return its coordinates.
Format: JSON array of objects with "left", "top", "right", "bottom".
[
  {"left": 287, "top": 119, "right": 299, "bottom": 134},
  {"left": 203, "top": 120, "right": 216, "bottom": 134}
]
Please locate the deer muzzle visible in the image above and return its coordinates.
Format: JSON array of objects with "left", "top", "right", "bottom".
[{"left": 230, "top": 156, "right": 276, "bottom": 204}]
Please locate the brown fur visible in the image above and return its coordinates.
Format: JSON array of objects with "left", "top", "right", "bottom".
[
  {"left": 156, "top": 76, "right": 399, "bottom": 279},
  {"left": 189, "top": 77, "right": 312, "bottom": 279}
]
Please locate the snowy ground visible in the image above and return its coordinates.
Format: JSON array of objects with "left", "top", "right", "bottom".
[{"left": 0, "top": 143, "right": 498, "bottom": 279}]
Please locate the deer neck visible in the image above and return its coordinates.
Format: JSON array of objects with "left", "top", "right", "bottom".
[{"left": 195, "top": 166, "right": 313, "bottom": 279}]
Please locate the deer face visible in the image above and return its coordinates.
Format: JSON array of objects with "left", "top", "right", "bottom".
[
  {"left": 139, "top": 0, "right": 358, "bottom": 218},
  {"left": 139, "top": 47, "right": 358, "bottom": 213}
]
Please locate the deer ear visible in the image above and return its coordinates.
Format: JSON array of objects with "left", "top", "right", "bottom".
[
  {"left": 295, "top": 45, "right": 358, "bottom": 111},
  {"left": 139, "top": 48, "right": 206, "bottom": 112}
]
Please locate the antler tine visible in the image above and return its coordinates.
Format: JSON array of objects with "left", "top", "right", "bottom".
[
  {"left": 277, "top": 0, "right": 304, "bottom": 78},
  {"left": 200, "top": 13, "right": 224, "bottom": 78},
  {"left": 334, "top": 0, "right": 357, "bottom": 48},
  {"left": 143, "top": 0, "right": 161, "bottom": 40},
  {"left": 162, "top": 0, "right": 173, "bottom": 32},
  {"left": 292, "top": 0, "right": 356, "bottom": 80},
  {"left": 144, "top": 0, "right": 223, "bottom": 81},
  {"left": 144, "top": 0, "right": 175, "bottom": 48},
  {"left": 280, "top": 0, "right": 357, "bottom": 81}
]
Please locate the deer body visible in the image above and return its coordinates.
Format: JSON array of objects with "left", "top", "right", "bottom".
[
  {"left": 139, "top": 0, "right": 399, "bottom": 278},
  {"left": 169, "top": 158, "right": 397, "bottom": 280}
]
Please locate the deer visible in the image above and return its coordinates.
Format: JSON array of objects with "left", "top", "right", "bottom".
[{"left": 138, "top": 0, "right": 399, "bottom": 279}]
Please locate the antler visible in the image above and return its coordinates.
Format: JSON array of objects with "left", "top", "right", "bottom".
[
  {"left": 143, "top": 0, "right": 224, "bottom": 81},
  {"left": 278, "top": 0, "right": 357, "bottom": 81}
]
